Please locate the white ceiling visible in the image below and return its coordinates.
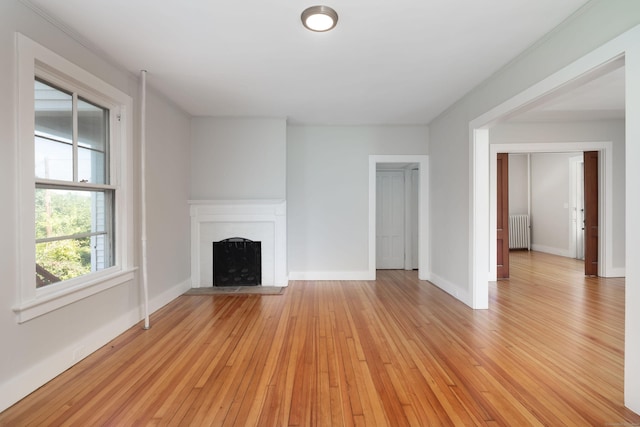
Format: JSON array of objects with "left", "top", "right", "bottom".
[
  {"left": 510, "top": 65, "right": 625, "bottom": 122},
  {"left": 22, "top": 0, "right": 591, "bottom": 125}
]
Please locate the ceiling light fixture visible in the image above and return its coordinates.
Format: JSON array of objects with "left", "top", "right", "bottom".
[{"left": 301, "top": 5, "right": 338, "bottom": 32}]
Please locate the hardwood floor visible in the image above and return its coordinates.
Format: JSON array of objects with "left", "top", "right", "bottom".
[{"left": 2, "top": 251, "right": 639, "bottom": 426}]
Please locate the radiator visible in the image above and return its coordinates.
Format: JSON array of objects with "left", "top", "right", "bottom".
[{"left": 509, "top": 214, "right": 530, "bottom": 250}]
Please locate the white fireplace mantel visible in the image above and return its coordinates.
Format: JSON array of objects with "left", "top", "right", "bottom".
[{"left": 189, "top": 199, "right": 288, "bottom": 287}]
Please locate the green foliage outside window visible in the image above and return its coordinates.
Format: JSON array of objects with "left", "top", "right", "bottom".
[{"left": 35, "top": 189, "right": 91, "bottom": 281}]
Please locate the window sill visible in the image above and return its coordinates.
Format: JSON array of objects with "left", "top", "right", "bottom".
[{"left": 13, "top": 268, "right": 137, "bottom": 323}]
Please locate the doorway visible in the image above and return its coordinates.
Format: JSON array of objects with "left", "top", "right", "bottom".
[
  {"left": 368, "top": 155, "right": 429, "bottom": 280},
  {"left": 498, "top": 151, "right": 601, "bottom": 278},
  {"left": 490, "top": 142, "right": 613, "bottom": 282}
]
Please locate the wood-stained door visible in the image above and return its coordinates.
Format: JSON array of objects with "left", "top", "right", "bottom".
[
  {"left": 584, "top": 151, "right": 598, "bottom": 276},
  {"left": 376, "top": 170, "right": 405, "bottom": 269},
  {"left": 497, "top": 153, "right": 509, "bottom": 279}
]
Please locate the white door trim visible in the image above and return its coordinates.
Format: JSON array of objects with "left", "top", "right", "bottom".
[
  {"left": 369, "top": 155, "right": 429, "bottom": 280},
  {"left": 403, "top": 167, "right": 414, "bottom": 270}
]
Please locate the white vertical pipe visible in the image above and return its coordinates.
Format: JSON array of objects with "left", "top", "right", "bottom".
[
  {"left": 527, "top": 153, "right": 532, "bottom": 250},
  {"left": 527, "top": 153, "right": 531, "bottom": 218},
  {"left": 140, "top": 70, "right": 150, "bottom": 330}
]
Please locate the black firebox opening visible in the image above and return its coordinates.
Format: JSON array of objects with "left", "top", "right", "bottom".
[{"left": 213, "top": 238, "right": 261, "bottom": 286}]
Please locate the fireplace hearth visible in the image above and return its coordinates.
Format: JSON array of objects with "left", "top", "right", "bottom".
[{"left": 213, "top": 238, "right": 261, "bottom": 286}]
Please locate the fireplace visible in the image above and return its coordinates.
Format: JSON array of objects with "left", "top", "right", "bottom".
[
  {"left": 189, "top": 199, "right": 287, "bottom": 287},
  {"left": 213, "top": 238, "right": 261, "bottom": 286}
]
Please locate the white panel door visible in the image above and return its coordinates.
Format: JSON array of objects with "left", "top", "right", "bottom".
[{"left": 377, "top": 171, "right": 405, "bottom": 269}]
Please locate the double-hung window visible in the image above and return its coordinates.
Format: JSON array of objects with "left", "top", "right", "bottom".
[
  {"left": 34, "top": 78, "right": 114, "bottom": 287},
  {"left": 15, "top": 34, "right": 134, "bottom": 322}
]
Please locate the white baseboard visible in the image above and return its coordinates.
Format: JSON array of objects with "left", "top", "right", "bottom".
[
  {"left": 288, "top": 271, "right": 373, "bottom": 281},
  {"left": 418, "top": 270, "right": 430, "bottom": 281},
  {"left": 531, "top": 244, "right": 571, "bottom": 258},
  {"left": 428, "top": 272, "right": 472, "bottom": 308},
  {"left": 0, "top": 278, "right": 190, "bottom": 413},
  {"left": 604, "top": 267, "right": 625, "bottom": 278},
  {"left": 149, "top": 278, "right": 191, "bottom": 314}
]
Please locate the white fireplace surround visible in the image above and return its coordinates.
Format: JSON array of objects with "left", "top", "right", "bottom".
[{"left": 189, "top": 200, "right": 288, "bottom": 287}]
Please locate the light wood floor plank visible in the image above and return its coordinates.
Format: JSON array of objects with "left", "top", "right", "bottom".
[{"left": 1, "top": 251, "right": 640, "bottom": 425}]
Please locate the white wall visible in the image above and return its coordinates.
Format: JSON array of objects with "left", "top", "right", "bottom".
[
  {"left": 428, "top": 106, "right": 471, "bottom": 293},
  {"left": 508, "top": 153, "right": 529, "bottom": 215},
  {"left": 287, "top": 125, "right": 428, "bottom": 276},
  {"left": 0, "top": 0, "right": 192, "bottom": 411},
  {"left": 190, "top": 117, "right": 286, "bottom": 200},
  {"left": 144, "top": 89, "right": 192, "bottom": 299},
  {"left": 492, "top": 120, "right": 625, "bottom": 268},
  {"left": 428, "top": 0, "right": 639, "bottom": 412},
  {"left": 530, "top": 152, "right": 577, "bottom": 256}
]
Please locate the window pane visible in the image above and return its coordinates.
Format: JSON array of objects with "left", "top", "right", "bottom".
[
  {"left": 35, "top": 188, "right": 111, "bottom": 239},
  {"left": 36, "top": 188, "right": 90, "bottom": 239},
  {"left": 78, "top": 98, "right": 109, "bottom": 184},
  {"left": 78, "top": 146, "right": 106, "bottom": 184},
  {"left": 36, "top": 239, "right": 91, "bottom": 286},
  {"left": 35, "top": 136, "right": 73, "bottom": 181},
  {"left": 35, "top": 79, "right": 73, "bottom": 181},
  {"left": 35, "top": 188, "right": 114, "bottom": 288},
  {"left": 35, "top": 79, "right": 73, "bottom": 138}
]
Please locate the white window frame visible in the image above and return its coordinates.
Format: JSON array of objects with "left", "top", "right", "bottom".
[{"left": 13, "top": 33, "right": 135, "bottom": 323}]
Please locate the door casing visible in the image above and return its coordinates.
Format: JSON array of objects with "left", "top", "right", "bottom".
[{"left": 368, "top": 155, "right": 429, "bottom": 280}]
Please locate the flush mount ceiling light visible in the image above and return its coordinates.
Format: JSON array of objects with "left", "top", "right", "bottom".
[{"left": 301, "top": 5, "right": 338, "bottom": 32}]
